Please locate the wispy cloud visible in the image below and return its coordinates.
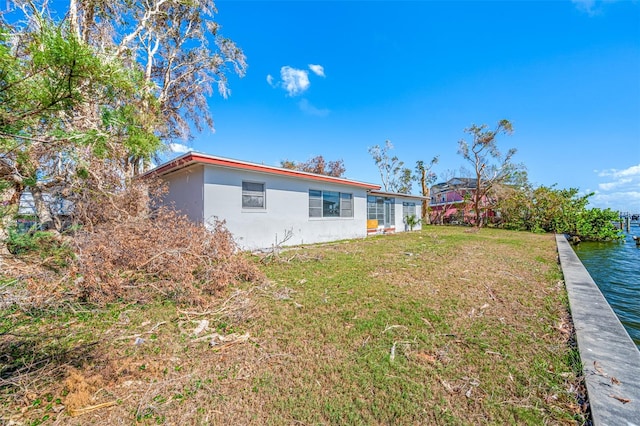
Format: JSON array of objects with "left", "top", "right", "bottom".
[
  {"left": 168, "top": 143, "right": 192, "bottom": 154},
  {"left": 591, "top": 163, "right": 640, "bottom": 211},
  {"left": 266, "top": 74, "right": 275, "bottom": 87},
  {"left": 298, "top": 99, "right": 329, "bottom": 117},
  {"left": 308, "top": 64, "right": 325, "bottom": 77},
  {"left": 597, "top": 164, "right": 640, "bottom": 179},
  {"left": 572, "top": 0, "right": 619, "bottom": 16}
]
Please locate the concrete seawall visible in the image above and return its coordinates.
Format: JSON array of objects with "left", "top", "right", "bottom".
[{"left": 556, "top": 234, "right": 640, "bottom": 425}]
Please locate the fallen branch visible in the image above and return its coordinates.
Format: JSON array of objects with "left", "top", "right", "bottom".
[
  {"left": 609, "top": 394, "right": 630, "bottom": 404},
  {"left": 68, "top": 400, "right": 117, "bottom": 417}
]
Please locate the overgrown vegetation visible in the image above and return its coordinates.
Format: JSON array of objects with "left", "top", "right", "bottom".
[
  {"left": 497, "top": 185, "right": 623, "bottom": 241},
  {"left": 1, "top": 179, "right": 263, "bottom": 309},
  {"left": 1, "top": 0, "right": 246, "bottom": 251},
  {"left": 0, "top": 228, "right": 588, "bottom": 424}
]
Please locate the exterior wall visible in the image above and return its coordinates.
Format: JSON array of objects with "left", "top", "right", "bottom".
[
  {"left": 366, "top": 194, "right": 424, "bottom": 234},
  {"left": 201, "top": 165, "right": 369, "bottom": 250},
  {"left": 393, "top": 196, "right": 423, "bottom": 231},
  {"left": 160, "top": 166, "right": 204, "bottom": 224}
]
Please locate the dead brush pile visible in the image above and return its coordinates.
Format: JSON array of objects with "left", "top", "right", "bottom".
[
  {"left": 8, "top": 174, "right": 263, "bottom": 306},
  {"left": 72, "top": 208, "right": 262, "bottom": 305}
]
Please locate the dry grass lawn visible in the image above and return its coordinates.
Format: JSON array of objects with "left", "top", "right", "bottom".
[{"left": 0, "top": 226, "right": 587, "bottom": 425}]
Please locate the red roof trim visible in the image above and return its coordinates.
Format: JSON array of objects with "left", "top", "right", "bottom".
[{"left": 148, "top": 152, "right": 381, "bottom": 190}]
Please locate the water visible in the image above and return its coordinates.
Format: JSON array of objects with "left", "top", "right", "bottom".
[{"left": 572, "top": 225, "right": 640, "bottom": 348}]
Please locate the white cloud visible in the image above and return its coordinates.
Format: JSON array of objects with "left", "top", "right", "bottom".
[
  {"left": 572, "top": 0, "right": 620, "bottom": 16},
  {"left": 614, "top": 164, "right": 640, "bottom": 178},
  {"left": 280, "top": 66, "right": 310, "bottom": 96},
  {"left": 267, "top": 64, "right": 326, "bottom": 96},
  {"left": 599, "top": 178, "right": 632, "bottom": 191},
  {"left": 168, "top": 143, "right": 191, "bottom": 154},
  {"left": 308, "top": 64, "right": 325, "bottom": 77},
  {"left": 298, "top": 98, "right": 329, "bottom": 117},
  {"left": 591, "top": 163, "right": 640, "bottom": 211},
  {"left": 572, "top": 0, "right": 597, "bottom": 14},
  {"left": 597, "top": 164, "right": 640, "bottom": 178},
  {"left": 591, "top": 191, "right": 640, "bottom": 212}
]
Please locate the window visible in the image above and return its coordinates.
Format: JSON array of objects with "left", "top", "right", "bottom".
[
  {"left": 242, "top": 181, "right": 265, "bottom": 209},
  {"left": 367, "top": 196, "right": 385, "bottom": 221},
  {"left": 309, "top": 190, "right": 322, "bottom": 217},
  {"left": 309, "top": 190, "right": 353, "bottom": 218},
  {"left": 403, "top": 202, "right": 416, "bottom": 219},
  {"left": 341, "top": 193, "right": 353, "bottom": 217},
  {"left": 323, "top": 191, "right": 340, "bottom": 217},
  {"left": 367, "top": 196, "right": 395, "bottom": 225}
]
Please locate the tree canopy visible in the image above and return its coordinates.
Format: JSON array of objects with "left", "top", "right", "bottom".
[
  {"left": 280, "top": 155, "right": 346, "bottom": 177},
  {"left": 457, "top": 119, "right": 521, "bottom": 227},
  {"left": 368, "top": 141, "right": 412, "bottom": 193},
  {"left": 0, "top": 1, "right": 245, "bottom": 240},
  {"left": 497, "top": 185, "right": 622, "bottom": 241}
]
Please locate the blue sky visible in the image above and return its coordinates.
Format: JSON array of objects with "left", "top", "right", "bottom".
[{"left": 166, "top": 0, "right": 640, "bottom": 212}]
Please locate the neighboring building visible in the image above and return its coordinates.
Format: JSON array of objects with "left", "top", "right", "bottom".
[
  {"left": 429, "top": 177, "right": 495, "bottom": 225},
  {"left": 15, "top": 190, "right": 73, "bottom": 231},
  {"left": 149, "top": 152, "right": 424, "bottom": 250}
]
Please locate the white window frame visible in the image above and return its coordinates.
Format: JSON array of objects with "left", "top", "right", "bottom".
[
  {"left": 367, "top": 195, "right": 395, "bottom": 227},
  {"left": 403, "top": 201, "right": 416, "bottom": 220},
  {"left": 309, "top": 189, "right": 353, "bottom": 218},
  {"left": 242, "top": 181, "right": 266, "bottom": 209}
]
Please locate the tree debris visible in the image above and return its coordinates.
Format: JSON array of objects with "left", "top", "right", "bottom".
[
  {"left": 69, "top": 401, "right": 117, "bottom": 417},
  {"left": 192, "top": 319, "right": 209, "bottom": 336},
  {"left": 609, "top": 394, "right": 631, "bottom": 404}
]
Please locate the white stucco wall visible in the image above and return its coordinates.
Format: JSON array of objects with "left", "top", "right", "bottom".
[
  {"left": 158, "top": 162, "right": 425, "bottom": 250},
  {"left": 201, "top": 166, "right": 370, "bottom": 250},
  {"left": 392, "top": 196, "right": 423, "bottom": 231},
  {"left": 160, "top": 166, "right": 204, "bottom": 224}
]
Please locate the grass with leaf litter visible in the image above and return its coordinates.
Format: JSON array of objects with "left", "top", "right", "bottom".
[{"left": 0, "top": 226, "right": 587, "bottom": 424}]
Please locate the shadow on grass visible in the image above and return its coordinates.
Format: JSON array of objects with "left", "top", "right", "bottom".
[{"left": 0, "top": 312, "right": 101, "bottom": 396}]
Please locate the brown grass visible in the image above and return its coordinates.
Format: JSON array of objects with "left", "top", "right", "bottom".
[{"left": 0, "top": 227, "right": 588, "bottom": 425}]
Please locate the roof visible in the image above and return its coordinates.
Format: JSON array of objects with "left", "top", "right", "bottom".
[
  {"left": 431, "top": 177, "right": 477, "bottom": 191},
  {"left": 146, "top": 152, "right": 381, "bottom": 190},
  {"left": 369, "top": 190, "right": 428, "bottom": 200}
]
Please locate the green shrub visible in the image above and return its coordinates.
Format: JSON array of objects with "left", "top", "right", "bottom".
[
  {"left": 5, "top": 226, "right": 74, "bottom": 268},
  {"left": 405, "top": 214, "right": 421, "bottom": 231}
]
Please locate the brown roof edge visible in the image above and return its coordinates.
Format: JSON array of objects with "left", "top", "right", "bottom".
[
  {"left": 145, "top": 152, "right": 382, "bottom": 190},
  {"left": 142, "top": 152, "right": 197, "bottom": 178}
]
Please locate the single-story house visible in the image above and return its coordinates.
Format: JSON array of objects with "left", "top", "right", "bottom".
[{"left": 148, "top": 152, "right": 425, "bottom": 250}]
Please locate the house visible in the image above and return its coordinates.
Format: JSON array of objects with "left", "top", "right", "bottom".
[
  {"left": 148, "top": 152, "right": 425, "bottom": 250},
  {"left": 15, "top": 190, "right": 73, "bottom": 231},
  {"left": 429, "top": 177, "right": 495, "bottom": 225}
]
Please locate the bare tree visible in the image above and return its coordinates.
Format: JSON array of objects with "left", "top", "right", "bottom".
[
  {"left": 415, "top": 157, "right": 439, "bottom": 223},
  {"left": 65, "top": 0, "right": 248, "bottom": 173},
  {"left": 457, "top": 119, "right": 518, "bottom": 227},
  {"left": 368, "top": 141, "right": 412, "bottom": 193}
]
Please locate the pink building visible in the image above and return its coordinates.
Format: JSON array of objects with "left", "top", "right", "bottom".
[{"left": 429, "top": 178, "right": 495, "bottom": 225}]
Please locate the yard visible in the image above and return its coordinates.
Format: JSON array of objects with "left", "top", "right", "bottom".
[{"left": 0, "top": 227, "right": 587, "bottom": 424}]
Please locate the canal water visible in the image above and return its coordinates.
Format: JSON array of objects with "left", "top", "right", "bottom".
[{"left": 572, "top": 225, "right": 640, "bottom": 349}]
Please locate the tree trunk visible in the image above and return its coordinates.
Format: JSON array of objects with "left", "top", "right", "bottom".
[
  {"left": 0, "top": 188, "right": 20, "bottom": 265},
  {"left": 420, "top": 170, "right": 431, "bottom": 225},
  {"left": 31, "top": 185, "right": 55, "bottom": 231}
]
